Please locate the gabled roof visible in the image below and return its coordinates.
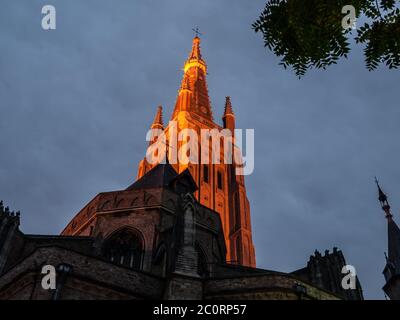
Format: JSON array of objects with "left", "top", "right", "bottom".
[
  {"left": 126, "top": 163, "right": 178, "bottom": 190},
  {"left": 169, "top": 168, "right": 198, "bottom": 194},
  {"left": 127, "top": 163, "right": 199, "bottom": 195}
]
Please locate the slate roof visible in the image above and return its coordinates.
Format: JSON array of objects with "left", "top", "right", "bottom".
[{"left": 126, "top": 163, "right": 179, "bottom": 190}]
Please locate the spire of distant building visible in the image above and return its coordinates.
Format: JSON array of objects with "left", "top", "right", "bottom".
[{"left": 376, "top": 178, "right": 400, "bottom": 299}]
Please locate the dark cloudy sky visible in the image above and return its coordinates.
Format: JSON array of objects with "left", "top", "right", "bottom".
[{"left": 1, "top": 0, "right": 399, "bottom": 299}]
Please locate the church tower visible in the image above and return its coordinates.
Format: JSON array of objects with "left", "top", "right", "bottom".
[
  {"left": 375, "top": 179, "right": 400, "bottom": 299},
  {"left": 137, "top": 35, "right": 256, "bottom": 267}
]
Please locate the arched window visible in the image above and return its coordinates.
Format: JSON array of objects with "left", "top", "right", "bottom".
[
  {"left": 103, "top": 229, "right": 143, "bottom": 269},
  {"left": 196, "top": 245, "right": 209, "bottom": 277},
  {"left": 217, "top": 171, "right": 223, "bottom": 190},
  {"left": 203, "top": 165, "right": 209, "bottom": 184},
  {"left": 234, "top": 192, "right": 241, "bottom": 229},
  {"left": 235, "top": 235, "right": 242, "bottom": 264},
  {"left": 153, "top": 244, "right": 167, "bottom": 277}
]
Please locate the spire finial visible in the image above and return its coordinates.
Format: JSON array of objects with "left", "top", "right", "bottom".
[
  {"left": 192, "top": 27, "right": 202, "bottom": 38},
  {"left": 375, "top": 177, "right": 392, "bottom": 219}
]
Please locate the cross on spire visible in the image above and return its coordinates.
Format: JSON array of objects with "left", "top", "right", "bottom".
[{"left": 192, "top": 27, "right": 202, "bottom": 38}]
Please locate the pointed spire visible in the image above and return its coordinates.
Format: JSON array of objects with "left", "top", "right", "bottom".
[
  {"left": 172, "top": 34, "right": 212, "bottom": 120},
  {"left": 376, "top": 178, "right": 400, "bottom": 297},
  {"left": 189, "top": 36, "right": 202, "bottom": 61},
  {"left": 375, "top": 177, "right": 392, "bottom": 219},
  {"left": 151, "top": 106, "right": 163, "bottom": 130},
  {"left": 383, "top": 216, "right": 400, "bottom": 292},
  {"left": 223, "top": 96, "right": 234, "bottom": 117},
  {"left": 183, "top": 36, "right": 207, "bottom": 73},
  {"left": 222, "top": 96, "right": 235, "bottom": 132}
]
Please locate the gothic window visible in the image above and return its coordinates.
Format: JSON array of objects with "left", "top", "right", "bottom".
[
  {"left": 103, "top": 229, "right": 143, "bottom": 269},
  {"left": 153, "top": 244, "right": 167, "bottom": 277},
  {"left": 235, "top": 236, "right": 242, "bottom": 264},
  {"left": 196, "top": 245, "right": 209, "bottom": 277},
  {"left": 241, "top": 192, "right": 247, "bottom": 228},
  {"left": 217, "top": 171, "right": 223, "bottom": 190},
  {"left": 203, "top": 165, "right": 209, "bottom": 183},
  {"left": 244, "top": 236, "right": 250, "bottom": 263},
  {"left": 234, "top": 193, "right": 241, "bottom": 229}
]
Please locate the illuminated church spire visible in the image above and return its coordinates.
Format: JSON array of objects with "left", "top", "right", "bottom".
[
  {"left": 172, "top": 34, "right": 213, "bottom": 120},
  {"left": 137, "top": 34, "right": 256, "bottom": 267}
]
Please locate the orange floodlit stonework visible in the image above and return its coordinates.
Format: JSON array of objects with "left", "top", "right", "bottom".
[
  {"left": 137, "top": 36, "right": 256, "bottom": 267},
  {"left": 144, "top": 121, "right": 255, "bottom": 175}
]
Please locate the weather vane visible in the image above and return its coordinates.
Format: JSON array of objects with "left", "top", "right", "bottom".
[{"left": 192, "top": 27, "right": 202, "bottom": 38}]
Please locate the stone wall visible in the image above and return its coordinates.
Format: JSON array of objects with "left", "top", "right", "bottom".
[
  {"left": 0, "top": 246, "right": 164, "bottom": 300},
  {"left": 204, "top": 273, "right": 340, "bottom": 300}
]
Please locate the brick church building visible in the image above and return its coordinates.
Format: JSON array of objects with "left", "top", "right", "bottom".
[{"left": 0, "top": 35, "right": 370, "bottom": 300}]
